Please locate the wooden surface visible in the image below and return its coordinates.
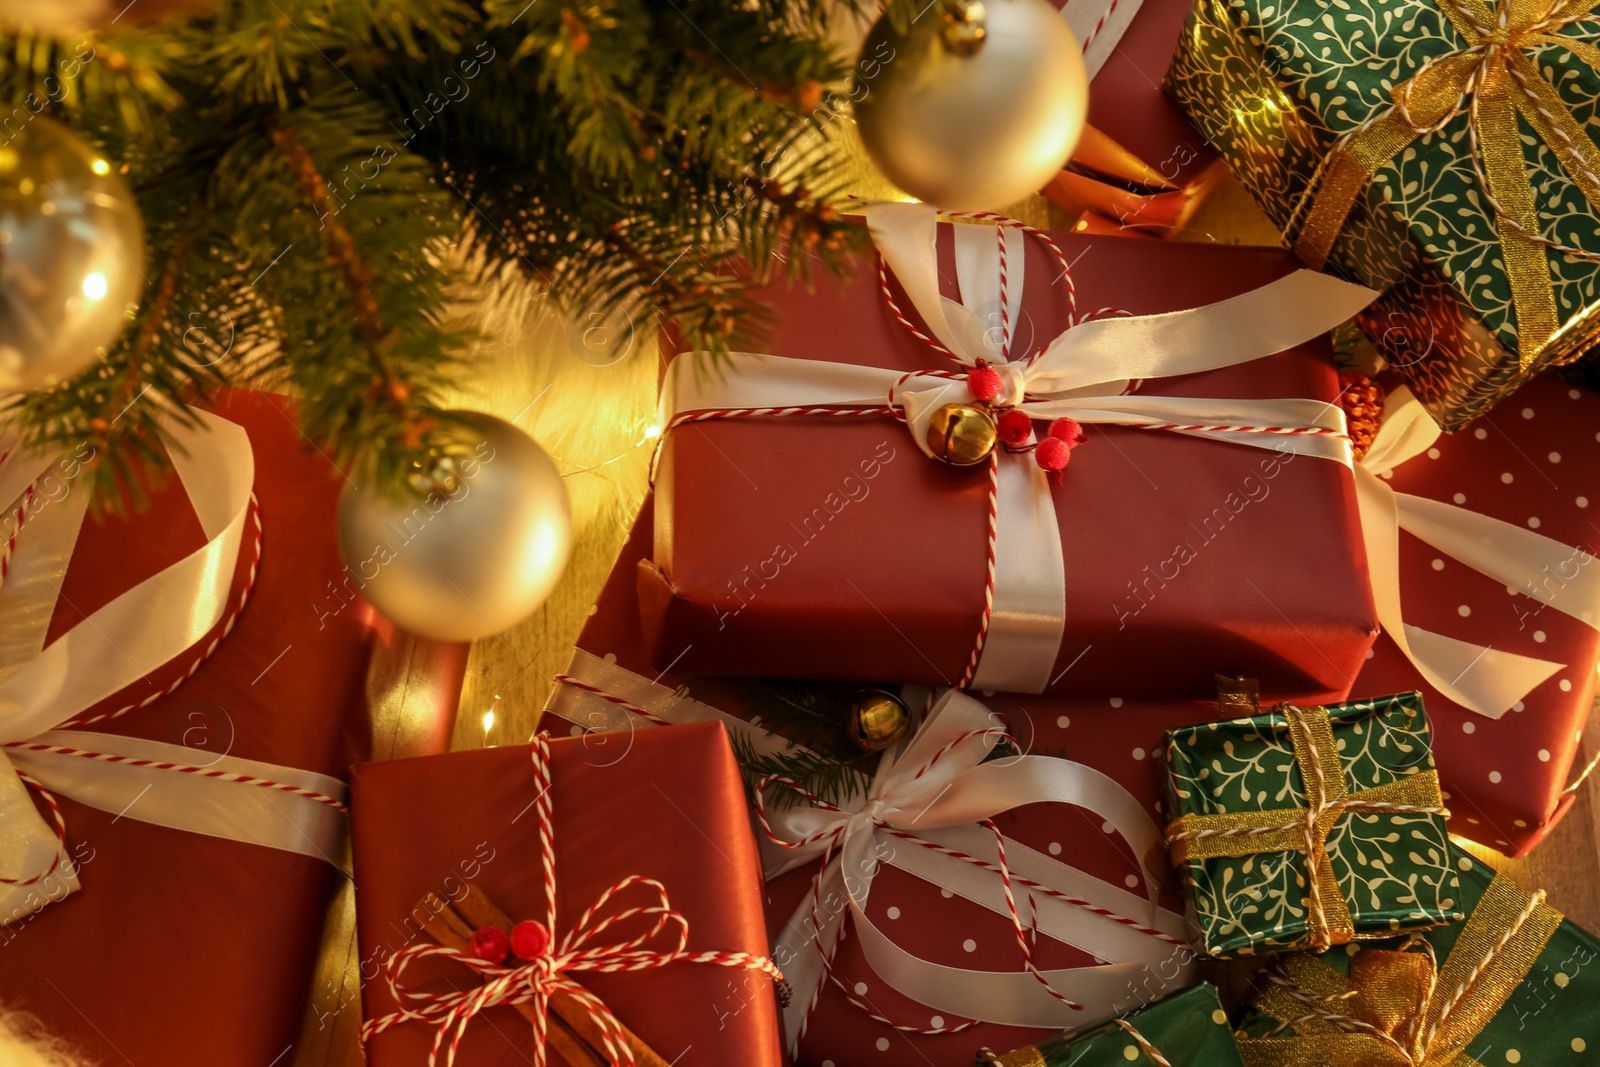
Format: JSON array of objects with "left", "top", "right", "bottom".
[{"left": 290, "top": 171, "right": 1600, "bottom": 1065}]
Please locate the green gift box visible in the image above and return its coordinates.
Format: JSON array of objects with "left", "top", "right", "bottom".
[
  {"left": 1235, "top": 846, "right": 1600, "bottom": 1065},
  {"left": 983, "top": 983, "right": 1244, "bottom": 1067},
  {"left": 1164, "top": 688, "right": 1460, "bottom": 957},
  {"left": 1166, "top": 0, "right": 1600, "bottom": 430}
]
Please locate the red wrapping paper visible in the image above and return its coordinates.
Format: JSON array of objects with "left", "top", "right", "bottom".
[
  {"left": 646, "top": 223, "right": 1378, "bottom": 701},
  {"left": 351, "top": 722, "right": 784, "bottom": 1067},
  {"left": 1352, "top": 373, "right": 1600, "bottom": 856},
  {"left": 548, "top": 498, "right": 1333, "bottom": 1064},
  {"left": 0, "top": 390, "right": 466, "bottom": 1065}
]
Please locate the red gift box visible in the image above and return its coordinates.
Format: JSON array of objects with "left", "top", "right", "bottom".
[
  {"left": 644, "top": 207, "right": 1378, "bottom": 701},
  {"left": 351, "top": 722, "right": 784, "bottom": 1067},
  {"left": 0, "top": 390, "right": 465, "bottom": 1064},
  {"left": 545, "top": 500, "right": 1275, "bottom": 1065},
  {"left": 1351, "top": 374, "right": 1600, "bottom": 856}
]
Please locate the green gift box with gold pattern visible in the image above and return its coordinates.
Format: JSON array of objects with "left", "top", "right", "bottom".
[
  {"left": 1234, "top": 846, "right": 1600, "bottom": 1065},
  {"left": 1164, "top": 686, "right": 1460, "bottom": 957},
  {"left": 982, "top": 982, "right": 1244, "bottom": 1067},
  {"left": 1166, "top": 0, "right": 1600, "bottom": 430}
]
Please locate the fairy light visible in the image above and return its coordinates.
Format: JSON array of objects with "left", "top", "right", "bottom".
[{"left": 482, "top": 693, "right": 502, "bottom": 736}]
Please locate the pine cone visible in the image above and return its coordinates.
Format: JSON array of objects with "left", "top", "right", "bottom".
[{"left": 1338, "top": 371, "right": 1384, "bottom": 461}]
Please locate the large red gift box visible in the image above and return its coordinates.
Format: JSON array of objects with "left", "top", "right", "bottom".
[
  {"left": 0, "top": 390, "right": 465, "bottom": 1064},
  {"left": 644, "top": 216, "right": 1378, "bottom": 701},
  {"left": 1353, "top": 373, "right": 1600, "bottom": 856},
  {"left": 350, "top": 722, "right": 785, "bottom": 1067}
]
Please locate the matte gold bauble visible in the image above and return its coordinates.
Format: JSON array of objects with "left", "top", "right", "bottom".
[
  {"left": 0, "top": 117, "right": 144, "bottom": 393},
  {"left": 852, "top": 0, "right": 1089, "bottom": 211},
  {"left": 925, "top": 401, "right": 998, "bottom": 466},
  {"left": 850, "top": 690, "right": 911, "bottom": 750},
  {"left": 337, "top": 412, "right": 572, "bottom": 642}
]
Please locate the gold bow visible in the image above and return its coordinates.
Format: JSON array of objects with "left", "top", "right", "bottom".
[
  {"left": 1296, "top": 0, "right": 1600, "bottom": 365},
  {"left": 1238, "top": 874, "right": 1562, "bottom": 1066},
  {"left": 1166, "top": 685, "right": 1448, "bottom": 950}
]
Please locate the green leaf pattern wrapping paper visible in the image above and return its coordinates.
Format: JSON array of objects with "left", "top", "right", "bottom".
[
  {"left": 1166, "top": 0, "right": 1600, "bottom": 428},
  {"left": 1235, "top": 848, "right": 1600, "bottom": 1064},
  {"left": 1165, "top": 693, "right": 1461, "bottom": 957},
  {"left": 990, "top": 983, "right": 1244, "bottom": 1067}
]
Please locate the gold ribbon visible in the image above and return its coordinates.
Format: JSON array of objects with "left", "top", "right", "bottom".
[
  {"left": 1238, "top": 873, "right": 1563, "bottom": 1066},
  {"left": 1166, "top": 691, "right": 1447, "bottom": 950},
  {"left": 987, "top": 1018, "right": 1174, "bottom": 1066},
  {"left": 1295, "top": 0, "right": 1600, "bottom": 365}
]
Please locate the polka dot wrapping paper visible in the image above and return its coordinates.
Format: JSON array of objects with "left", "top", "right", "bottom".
[
  {"left": 1234, "top": 848, "right": 1600, "bottom": 1064},
  {"left": 987, "top": 982, "right": 1244, "bottom": 1066},
  {"left": 1351, "top": 373, "right": 1600, "bottom": 857}
]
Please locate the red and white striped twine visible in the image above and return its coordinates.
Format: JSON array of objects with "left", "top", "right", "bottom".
[
  {"left": 362, "top": 734, "right": 784, "bottom": 1067},
  {"left": 1079, "top": 0, "right": 1121, "bottom": 53},
  {"left": 957, "top": 452, "right": 1001, "bottom": 690},
  {"left": 0, "top": 483, "right": 37, "bottom": 588},
  {"left": 551, "top": 674, "right": 673, "bottom": 727}
]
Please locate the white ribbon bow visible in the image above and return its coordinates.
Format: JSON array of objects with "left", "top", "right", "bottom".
[
  {"left": 759, "top": 690, "right": 1192, "bottom": 1045},
  {"left": 661, "top": 201, "right": 1377, "bottom": 693},
  {"left": 0, "top": 407, "right": 347, "bottom": 923},
  {"left": 1355, "top": 386, "right": 1600, "bottom": 718}
]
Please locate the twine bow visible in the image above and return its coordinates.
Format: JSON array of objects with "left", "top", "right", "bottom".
[
  {"left": 1165, "top": 691, "right": 1449, "bottom": 950},
  {"left": 362, "top": 734, "right": 783, "bottom": 1067},
  {"left": 1238, "top": 874, "right": 1562, "bottom": 1066},
  {"left": 1296, "top": 0, "right": 1600, "bottom": 363}
]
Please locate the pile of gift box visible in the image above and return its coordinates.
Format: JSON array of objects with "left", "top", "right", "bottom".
[{"left": 7, "top": 0, "right": 1600, "bottom": 1063}]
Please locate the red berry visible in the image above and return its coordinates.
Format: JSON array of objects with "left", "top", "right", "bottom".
[
  {"left": 967, "top": 364, "right": 1003, "bottom": 403},
  {"left": 468, "top": 925, "right": 509, "bottom": 964},
  {"left": 1048, "top": 418, "right": 1086, "bottom": 447},
  {"left": 996, "top": 408, "right": 1033, "bottom": 447},
  {"left": 511, "top": 919, "right": 552, "bottom": 960},
  {"left": 1035, "top": 436, "right": 1071, "bottom": 472}
]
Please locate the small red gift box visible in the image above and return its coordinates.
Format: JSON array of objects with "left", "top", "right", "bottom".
[
  {"left": 0, "top": 390, "right": 464, "bottom": 1064},
  {"left": 644, "top": 206, "right": 1378, "bottom": 701},
  {"left": 1351, "top": 373, "right": 1600, "bottom": 856},
  {"left": 351, "top": 721, "right": 784, "bottom": 1067}
]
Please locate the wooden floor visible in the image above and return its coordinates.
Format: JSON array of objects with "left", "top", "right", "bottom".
[{"left": 291, "top": 172, "right": 1600, "bottom": 1065}]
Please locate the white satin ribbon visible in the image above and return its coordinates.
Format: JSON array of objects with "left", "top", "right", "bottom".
[
  {"left": 1356, "top": 386, "right": 1600, "bottom": 718},
  {"left": 661, "top": 201, "right": 1377, "bottom": 692},
  {"left": 543, "top": 659, "right": 1193, "bottom": 1046},
  {"left": 1066, "top": 0, "right": 1147, "bottom": 81},
  {"left": 0, "top": 408, "right": 348, "bottom": 924}
]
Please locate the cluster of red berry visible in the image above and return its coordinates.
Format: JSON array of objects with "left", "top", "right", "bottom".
[{"left": 966, "top": 362, "right": 1087, "bottom": 473}]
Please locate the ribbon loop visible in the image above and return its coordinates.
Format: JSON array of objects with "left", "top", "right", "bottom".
[{"left": 1356, "top": 386, "right": 1600, "bottom": 719}]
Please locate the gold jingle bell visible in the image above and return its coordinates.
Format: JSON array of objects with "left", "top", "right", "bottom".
[
  {"left": 850, "top": 690, "right": 912, "bottom": 751},
  {"left": 925, "top": 402, "right": 998, "bottom": 467}
]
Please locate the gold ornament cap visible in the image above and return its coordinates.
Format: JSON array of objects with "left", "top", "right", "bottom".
[
  {"left": 925, "top": 402, "right": 997, "bottom": 466},
  {"left": 850, "top": 690, "right": 912, "bottom": 751}
]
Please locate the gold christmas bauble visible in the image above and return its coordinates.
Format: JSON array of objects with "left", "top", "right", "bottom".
[
  {"left": 850, "top": 690, "right": 911, "bottom": 750},
  {"left": 925, "top": 401, "right": 998, "bottom": 466},
  {"left": 852, "top": 0, "right": 1089, "bottom": 211},
  {"left": 336, "top": 412, "right": 572, "bottom": 642},
  {"left": 0, "top": 117, "right": 144, "bottom": 393}
]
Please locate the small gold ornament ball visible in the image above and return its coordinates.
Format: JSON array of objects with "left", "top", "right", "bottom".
[
  {"left": 852, "top": 0, "right": 1089, "bottom": 211},
  {"left": 336, "top": 412, "right": 572, "bottom": 642},
  {"left": 851, "top": 690, "right": 912, "bottom": 750},
  {"left": 0, "top": 117, "right": 144, "bottom": 393},
  {"left": 925, "top": 401, "right": 998, "bottom": 466}
]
